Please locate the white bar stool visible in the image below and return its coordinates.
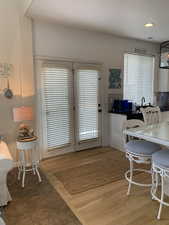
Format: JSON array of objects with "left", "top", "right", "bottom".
[
  {"left": 123, "top": 119, "right": 161, "bottom": 195},
  {"left": 16, "top": 137, "right": 42, "bottom": 188},
  {"left": 151, "top": 149, "right": 169, "bottom": 219}
]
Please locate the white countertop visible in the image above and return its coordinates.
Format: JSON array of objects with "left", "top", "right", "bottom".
[{"left": 124, "top": 121, "right": 169, "bottom": 147}]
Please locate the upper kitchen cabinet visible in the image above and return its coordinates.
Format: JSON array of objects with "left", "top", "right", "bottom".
[{"left": 158, "top": 69, "right": 169, "bottom": 92}]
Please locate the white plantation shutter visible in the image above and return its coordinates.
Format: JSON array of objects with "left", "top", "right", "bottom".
[
  {"left": 41, "top": 63, "right": 72, "bottom": 149},
  {"left": 124, "top": 53, "right": 154, "bottom": 105},
  {"left": 76, "top": 68, "right": 99, "bottom": 142}
]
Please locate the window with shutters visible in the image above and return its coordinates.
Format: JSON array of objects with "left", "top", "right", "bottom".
[
  {"left": 123, "top": 53, "right": 155, "bottom": 105},
  {"left": 41, "top": 63, "right": 72, "bottom": 149}
]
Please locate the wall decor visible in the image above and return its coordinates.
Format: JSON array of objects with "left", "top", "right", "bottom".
[
  {"left": 3, "top": 79, "right": 13, "bottom": 99},
  {"left": 0, "top": 63, "right": 13, "bottom": 99},
  {"left": 109, "top": 68, "right": 122, "bottom": 89},
  {"left": 160, "top": 41, "right": 169, "bottom": 69},
  {"left": 0, "top": 63, "right": 13, "bottom": 77}
]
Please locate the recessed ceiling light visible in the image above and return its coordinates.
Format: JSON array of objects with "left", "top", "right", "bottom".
[{"left": 144, "top": 22, "right": 154, "bottom": 28}]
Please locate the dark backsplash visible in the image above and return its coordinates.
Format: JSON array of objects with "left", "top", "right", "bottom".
[
  {"left": 108, "top": 92, "right": 169, "bottom": 113},
  {"left": 156, "top": 92, "right": 169, "bottom": 111}
]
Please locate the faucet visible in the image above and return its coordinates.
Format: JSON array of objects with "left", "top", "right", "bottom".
[{"left": 141, "top": 97, "right": 145, "bottom": 106}]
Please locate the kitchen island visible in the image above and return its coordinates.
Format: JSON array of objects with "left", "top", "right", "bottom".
[{"left": 109, "top": 111, "right": 169, "bottom": 152}]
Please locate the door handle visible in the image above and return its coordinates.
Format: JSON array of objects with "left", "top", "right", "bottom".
[{"left": 98, "top": 104, "right": 102, "bottom": 112}]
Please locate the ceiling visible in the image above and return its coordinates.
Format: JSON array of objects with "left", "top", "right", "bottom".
[{"left": 28, "top": 0, "right": 169, "bottom": 43}]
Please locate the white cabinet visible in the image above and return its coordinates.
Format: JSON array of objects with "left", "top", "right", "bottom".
[
  {"left": 158, "top": 69, "right": 169, "bottom": 92},
  {"left": 109, "top": 113, "right": 126, "bottom": 152}
]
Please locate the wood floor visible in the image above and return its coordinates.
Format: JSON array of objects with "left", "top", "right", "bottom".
[{"left": 41, "top": 147, "right": 169, "bottom": 225}]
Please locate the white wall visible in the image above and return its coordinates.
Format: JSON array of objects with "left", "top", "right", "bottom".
[
  {"left": 33, "top": 20, "right": 159, "bottom": 146},
  {"left": 0, "top": 0, "right": 34, "bottom": 160}
]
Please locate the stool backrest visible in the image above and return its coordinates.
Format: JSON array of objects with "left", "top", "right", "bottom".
[
  {"left": 123, "top": 119, "right": 144, "bottom": 144},
  {"left": 140, "top": 106, "right": 161, "bottom": 125}
]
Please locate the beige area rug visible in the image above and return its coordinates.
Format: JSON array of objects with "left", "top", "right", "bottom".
[
  {"left": 54, "top": 149, "right": 136, "bottom": 195},
  {"left": 5, "top": 169, "right": 82, "bottom": 225}
]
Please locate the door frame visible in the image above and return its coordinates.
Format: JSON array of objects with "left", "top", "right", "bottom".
[
  {"left": 35, "top": 57, "right": 103, "bottom": 159},
  {"left": 73, "top": 63, "right": 102, "bottom": 151}
]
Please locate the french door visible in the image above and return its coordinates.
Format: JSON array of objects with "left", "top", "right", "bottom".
[
  {"left": 36, "top": 60, "right": 102, "bottom": 158},
  {"left": 74, "top": 63, "right": 102, "bottom": 151}
]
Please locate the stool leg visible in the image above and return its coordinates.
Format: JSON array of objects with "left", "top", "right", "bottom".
[
  {"left": 18, "top": 168, "right": 21, "bottom": 181},
  {"left": 151, "top": 170, "right": 155, "bottom": 199},
  {"left": 127, "top": 159, "right": 133, "bottom": 195},
  {"left": 157, "top": 175, "right": 164, "bottom": 220},
  {"left": 151, "top": 171, "right": 159, "bottom": 199},
  {"left": 35, "top": 166, "right": 42, "bottom": 183},
  {"left": 22, "top": 151, "right": 26, "bottom": 188},
  {"left": 154, "top": 172, "right": 159, "bottom": 195},
  {"left": 22, "top": 168, "right": 26, "bottom": 188},
  {"left": 18, "top": 160, "right": 21, "bottom": 181},
  {"left": 18, "top": 150, "right": 23, "bottom": 181},
  {"left": 31, "top": 149, "right": 36, "bottom": 175},
  {"left": 33, "top": 167, "right": 36, "bottom": 175},
  {"left": 31, "top": 147, "right": 42, "bottom": 183}
]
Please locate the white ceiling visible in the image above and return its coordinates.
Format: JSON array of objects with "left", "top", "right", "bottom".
[{"left": 28, "top": 0, "right": 169, "bottom": 43}]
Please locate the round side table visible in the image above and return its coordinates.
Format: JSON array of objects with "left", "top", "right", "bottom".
[{"left": 16, "top": 137, "right": 42, "bottom": 188}]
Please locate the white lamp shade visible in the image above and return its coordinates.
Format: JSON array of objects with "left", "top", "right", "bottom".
[{"left": 13, "top": 107, "right": 33, "bottom": 122}]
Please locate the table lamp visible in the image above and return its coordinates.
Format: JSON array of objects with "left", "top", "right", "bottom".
[{"left": 13, "top": 106, "right": 34, "bottom": 140}]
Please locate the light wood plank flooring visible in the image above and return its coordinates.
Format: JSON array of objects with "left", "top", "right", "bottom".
[{"left": 41, "top": 147, "right": 169, "bottom": 225}]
